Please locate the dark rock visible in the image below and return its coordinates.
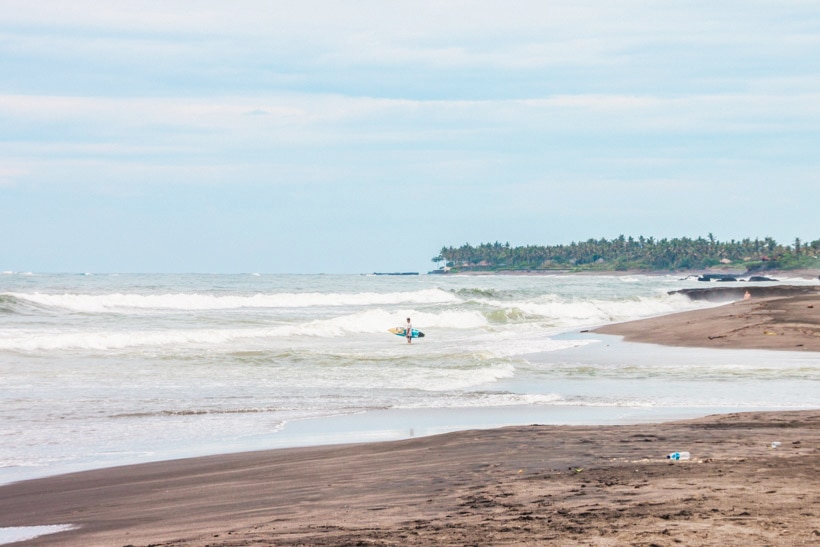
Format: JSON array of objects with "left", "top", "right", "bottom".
[{"left": 697, "top": 274, "right": 738, "bottom": 282}]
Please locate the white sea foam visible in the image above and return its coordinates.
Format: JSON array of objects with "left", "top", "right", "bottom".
[
  {"left": 4, "top": 288, "right": 458, "bottom": 313},
  {"left": 480, "top": 337, "right": 596, "bottom": 358},
  {"left": 2, "top": 273, "right": 817, "bottom": 487},
  {"left": 327, "top": 361, "right": 519, "bottom": 392},
  {"left": 0, "top": 328, "right": 251, "bottom": 351},
  {"left": 315, "top": 308, "right": 488, "bottom": 335},
  {"left": 0, "top": 525, "right": 75, "bottom": 545},
  {"left": 414, "top": 362, "right": 517, "bottom": 391},
  {"left": 774, "top": 275, "right": 820, "bottom": 284},
  {"left": 478, "top": 293, "right": 707, "bottom": 327},
  {"left": 0, "top": 308, "right": 491, "bottom": 351},
  {"left": 396, "top": 392, "right": 564, "bottom": 408}
]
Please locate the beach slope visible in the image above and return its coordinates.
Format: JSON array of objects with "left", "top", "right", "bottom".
[
  {"left": 1, "top": 411, "right": 818, "bottom": 546},
  {"left": 595, "top": 286, "right": 820, "bottom": 351},
  {"left": 2, "top": 285, "right": 818, "bottom": 546}
]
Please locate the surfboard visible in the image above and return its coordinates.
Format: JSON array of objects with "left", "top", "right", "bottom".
[{"left": 388, "top": 327, "right": 425, "bottom": 338}]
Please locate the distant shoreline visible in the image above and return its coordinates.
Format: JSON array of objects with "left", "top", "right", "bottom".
[
  {"left": 433, "top": 236, "right": 820, "bottom": 276},
  {"left": 434, "top": 267, "right": 820, "bottom": 279}
]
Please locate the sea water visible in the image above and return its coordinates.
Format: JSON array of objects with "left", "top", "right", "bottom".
[{"left": 1, "top": 272, "right": 818, "bottom": 484}]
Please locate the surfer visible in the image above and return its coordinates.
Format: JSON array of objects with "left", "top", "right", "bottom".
[{"left": 405, "top": 317, "right": 413, "bottom": 344}]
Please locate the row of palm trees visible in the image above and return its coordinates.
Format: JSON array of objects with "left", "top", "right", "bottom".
[{"left": 432, "top": 235, "right": 820, "bottom": 272}]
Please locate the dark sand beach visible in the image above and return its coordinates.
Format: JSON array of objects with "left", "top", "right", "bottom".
[
  {"left": 596, "top": 285, "right": 820, "bottom": 352},
  {"left": 2, "top": 286, "right": 818, "bottom": 546}
]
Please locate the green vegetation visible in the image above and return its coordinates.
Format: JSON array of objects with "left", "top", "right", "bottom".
[{"left": 432, "top": 235, "right": 820, "bottom": 273}]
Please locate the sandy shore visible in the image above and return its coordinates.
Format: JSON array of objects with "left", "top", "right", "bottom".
[
  {"left": 2, "top": 286, "right": 818, "bottom": 546},
  {"left": 595, "top": 285, "right": 820, "bottom": 351},
  {"left": 0, "top": 411, "right": 817, "bottom": 546}
]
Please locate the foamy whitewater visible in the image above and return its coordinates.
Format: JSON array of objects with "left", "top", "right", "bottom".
[{"left": 1, "top": 273, "right": 818, "bottom": 485}]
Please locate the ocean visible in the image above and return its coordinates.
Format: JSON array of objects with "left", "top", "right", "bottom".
[{"left": 1, "top": 272, "right": 818, "bottom": 485}]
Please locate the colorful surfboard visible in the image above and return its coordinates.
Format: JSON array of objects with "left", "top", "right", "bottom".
[{"left": 388, "top": 327, "right": 425, "bottom": 338}]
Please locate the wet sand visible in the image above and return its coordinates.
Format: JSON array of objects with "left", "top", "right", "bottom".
[
  {"left": 595, "top": 285, "right": 820, "bottom": 352},
  {"left": 1, "top": 411, "right": 818, "bottom": 546},
  {"left": 2, "top": 287, "right": 818, "bottom": 546}
]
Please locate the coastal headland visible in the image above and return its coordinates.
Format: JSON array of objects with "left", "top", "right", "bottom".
[{"left": 1, "top": 286, "right": 818, "bottom": 546}]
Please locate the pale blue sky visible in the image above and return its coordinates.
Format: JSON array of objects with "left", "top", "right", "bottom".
[{"left": 2, "top": 1, "right": 819, "bottom": 273}]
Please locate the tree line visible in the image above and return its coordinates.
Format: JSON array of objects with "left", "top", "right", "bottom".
[{"left": 432, "top": 234, "right": 820, "bottom": 272}]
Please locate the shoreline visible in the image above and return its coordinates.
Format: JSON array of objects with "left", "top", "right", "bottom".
[
  {"left": 4, "top": 286, "right": 816, "bottom": 488},
  {"left": 2, "top": 409, "right": 818, "bottom": 546},
  {"left": 595, "top": 285, "right": 820, "bottom": 352},
  {"left": 1, "top": 401, "right": 760, "bottom": 488},
  {"left": 437, "top": 268, "right": 820, "bottom": 279},
  {"left": 2, "top": 285, "right": 818, "bottom": 545}
]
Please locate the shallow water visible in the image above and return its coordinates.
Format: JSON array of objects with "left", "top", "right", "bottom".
[{"left": 1, "top": 272, "right": 817, "bottom": 484}]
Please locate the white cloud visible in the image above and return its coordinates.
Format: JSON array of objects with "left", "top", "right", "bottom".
[
  {"left": 2, "top": 90, "right": 820, "bottom": 160},
  {"left": 4, "top": 0, "right": 817, "bottom": 75},
  {"left": 0, "top": 0, "right": 817, "bottom": 274}
]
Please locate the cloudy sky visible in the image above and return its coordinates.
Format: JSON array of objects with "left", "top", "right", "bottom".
[{"left": 2, "top": 1, "right": 819, "bottom": 273}]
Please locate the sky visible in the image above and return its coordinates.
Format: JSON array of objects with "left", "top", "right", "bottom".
[{"left": 1, "top": 1, "right": 819, "bottom": 274}]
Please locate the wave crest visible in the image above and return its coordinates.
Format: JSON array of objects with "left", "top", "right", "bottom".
[{"left": 2, "top": 289, "right": 458, "bottom": 313}]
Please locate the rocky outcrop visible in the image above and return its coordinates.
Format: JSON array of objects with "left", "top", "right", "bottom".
[
  {"left": 747, "top": 276, "right": 778, "bottom": 282},
  {"left": 671, "top": 285, "right": 820, "bottom": 302},
  {"left": 697, "top": 274, "right": 738, "bottom": 282}
]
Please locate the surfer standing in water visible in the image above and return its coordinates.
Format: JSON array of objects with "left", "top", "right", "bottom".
[{"left": 405, "top": 317, "right": 413, "bottom": 344}]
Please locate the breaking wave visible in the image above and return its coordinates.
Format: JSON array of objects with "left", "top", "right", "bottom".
[{"left": 1, "top": 289, "right": 458, "bottom": 313}]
